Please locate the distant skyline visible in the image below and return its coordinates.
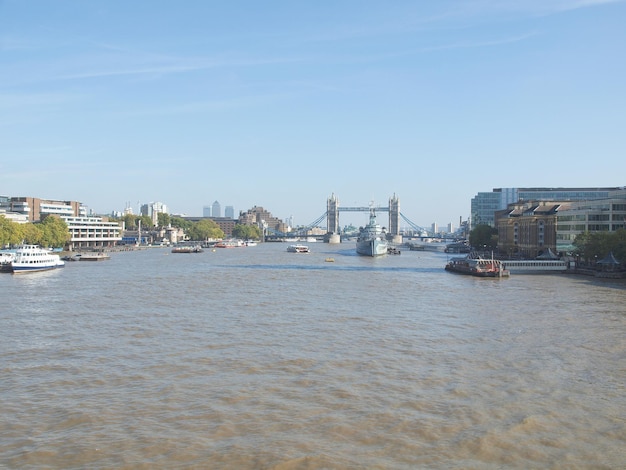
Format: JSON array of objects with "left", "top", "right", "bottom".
[{"left": 2, "top": 1, "right": 625, "bottom": 228}]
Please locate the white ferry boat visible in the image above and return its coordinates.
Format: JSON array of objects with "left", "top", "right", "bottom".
[
  {"left": 499, "top": 259, "right": 569, "bottom": 274},
  {"left": 287, "top": 244, "right": 310, "bottom": 253},
  {"left": 10, "top": 245, "right": 65, "bottom": 273}
]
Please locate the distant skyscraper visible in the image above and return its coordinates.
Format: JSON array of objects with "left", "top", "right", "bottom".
[
  {"left": 141, "top": 201, "right": 168, "bottom": 225},
  {"left": 225, "top": 206, "right": 234, "bottom": 219},
  {"left": 203, "top": 205, "right": 211, "bottom": 217},
  {"left": 212, "top": 200, "right": 221, "bottom": 217}
]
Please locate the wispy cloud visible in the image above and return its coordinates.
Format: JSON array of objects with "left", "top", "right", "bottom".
[
  {"left": 305, "top": 0, "right": 624, "bottom": 44},
  {"left": 422, "top": 31, "right": 540, "bottom": 52},
  {"left": 51, "top": 56, "right": 300, "bottom": 82},
  {"left": 464, "top": 0, "right": 625, "bottom": 16},
  {"left": 0, "top": 92, "right": 76, "bottom": 108}
]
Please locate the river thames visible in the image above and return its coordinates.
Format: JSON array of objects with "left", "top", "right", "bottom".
[{"left": 1, "top": 242, "right": 624, "bottom": 469}]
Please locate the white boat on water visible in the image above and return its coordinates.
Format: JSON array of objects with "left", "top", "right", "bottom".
[
  {"left": 356, "top": 208, "right": 388, "bottom": 257},
  {"left": 287, "top": 244, "right": 310, "bottom": 253},
  {"left": 10, "top": 245, "right": 65, "bottom": 273},
  {"left": 499, "top": 259, "right": 569, "bottom": 274}
]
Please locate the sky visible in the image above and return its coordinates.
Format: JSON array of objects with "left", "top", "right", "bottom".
[{"left": 1, "top": 0, "right": 625, "bottom": 230}]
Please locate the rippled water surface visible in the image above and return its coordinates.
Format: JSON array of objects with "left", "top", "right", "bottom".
[{"left": 1, "top": 243, "right": 624, "bottom": 469}]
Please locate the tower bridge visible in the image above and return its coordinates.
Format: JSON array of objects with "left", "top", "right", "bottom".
[
  {"left": 266, "top": 193, "right": 431, "bottom": 240},
  {"left": 326, "top": 193, "right": 403, "bottom": 236}
]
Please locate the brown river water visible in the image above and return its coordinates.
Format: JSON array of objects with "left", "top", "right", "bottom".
[{"left": 1, "top": 243, "right": 624, "bottom": 469}]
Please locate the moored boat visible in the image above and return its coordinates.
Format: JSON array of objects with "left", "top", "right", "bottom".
[
  {"left": 499, "top": 259, "right": 569, "bottom": 274},
  {"left": 356, "top": 208, "right": 388, "bottom": 257},
  {"left": 171, "top": 245, "right": 204, "bottom": 253},
  {"left": 0, "top": 252, "right": 16, "bottom": 272},
  {"left": 78, "top": 252, "right": 111, "bottom": 261},
  {"left": 287, "top": 244, "right": 310, "bottom": 253},
  {"left": 9, "top": 245, "right": 65, "bottom": 273},
  {"left": 445, "top": 256, "right": 509, "bottom": 278},
  {"left": 214, "top": 239, "right": 245, "bottom": 248}
]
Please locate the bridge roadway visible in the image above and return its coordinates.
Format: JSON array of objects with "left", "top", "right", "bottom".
[{"left": 337, "top": 206, "right": 390, "bottom": 212}]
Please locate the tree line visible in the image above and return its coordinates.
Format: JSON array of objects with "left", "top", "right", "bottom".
[
  {"left": 0, "top": 215, "right": 70, "bottom": 248},
  {"left": 572, "top": 229, "right": 626, "bottom": 264}
]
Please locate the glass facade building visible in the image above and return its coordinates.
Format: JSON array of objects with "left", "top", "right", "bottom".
[{"left": 472, "top": 187, "right": 623, "bottom": 228}]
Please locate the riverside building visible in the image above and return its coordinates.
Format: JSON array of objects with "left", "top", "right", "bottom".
[
  {"left": 495, "top": 189, "right": 626, "bottom": 257},
  {"left": 1, "top": 195, "right": 122, "bottom": 249},
  {"left": 64, "top": 216, "right": 123, "bottom": 250},
  {"left": 472, "top": 187, "right": 623, "bottom": 228},
  {"left": 3, "top": 197, "right": 85, "bottom": 222}
]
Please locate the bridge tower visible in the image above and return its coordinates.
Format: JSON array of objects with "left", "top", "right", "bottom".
[
  {"left": 327, "top": 193, "right": 339, "bottom": 234},
  {"left": 388, "top": 194, "right": 400, "bottom": 236}
]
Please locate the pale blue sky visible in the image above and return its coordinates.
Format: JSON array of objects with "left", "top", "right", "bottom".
[{"left": 2, "top": 0, "right": 625, "bottom": 229}]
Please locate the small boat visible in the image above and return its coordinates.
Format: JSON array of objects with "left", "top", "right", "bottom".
[
  {"left": 171, "top": 245, "right": 204, "bottom": 253},
  {"left": 0, "top": 252, "right": 16, "bottom": 272},
  {"left": 325, "top": 257, "right": 335, "bottom": 262},
  {"left": 287, "top": 244, "right": 310, "bottom": 253},
  {"left": 9, "top": 245, "right": 65, "bottom": 274},
  {"left": 77, "top": 252, "right": 110, "bottom": 261},
  {"left": 214, "top": 239, "right": 245, "bottom": 248},
  {"left": 445, "top": 256, "right": 509, "bottom": 278},
  {"left": 356, "top": 208, "right": 388, "bottom": 257},
  {"left": 245, "top": 241, "right": 258, "bottom": 247}
]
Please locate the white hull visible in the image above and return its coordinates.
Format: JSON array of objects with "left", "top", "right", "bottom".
[
  {"left": 11, "top": 263, "right": 64, "bottom": 273},
  {"left": 287, "top": 244, "right": 310, "bottom": 253},
  {"left": 500, "top": 260, "right": 568, "bottom": 274},
  {"left": 10, "top": 245, "right": 65, "bottom": 274}
]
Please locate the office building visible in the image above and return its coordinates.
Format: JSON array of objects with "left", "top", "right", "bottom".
[
  {"left": 5, "top": 197, "right": 85, "bottom": 222},
  {"left": 472, "top": 187, "right": 623, "bottom": 227},
  {"left": 496, "top": 189, "right": 626, "bottom": 257},
  {"left": 225, "top": 206, "right": 235, "bottom": 219},
  {"left": 64, "top": 216, "right": 123, "bottom": 250},
  {"left": 212, "top": 201, "right": 221, "bottom": 218},
  {"left": 140, "top": 201, "right": 168, "bottom": 225},
  {"left": 239, "top": 206, "right": 288, "bottom": 235},
  {"left": 555, "top": 190, "right": 626, "bottom": 253}
]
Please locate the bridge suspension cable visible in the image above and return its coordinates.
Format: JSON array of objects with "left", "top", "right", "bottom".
[
  {"left": 399, "top": 212, "right": 428, "bottom": 234},
  {"left": 266, "top": 212, "right": 328, "bottom": 237},
  {"left": 305, "top": 212, "right": 328, "bottom": 230}
]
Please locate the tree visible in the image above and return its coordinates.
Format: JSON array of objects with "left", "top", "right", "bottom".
[
  {"left": 122, "top": 214, "right": 138, "bottom": 230},
  {"left": 170, "top": 216, "right": 192, "bottom": 231},
  {"left": 469, "top": 224, "right": 498, "bottom": 251},
  {"left": 22, "top": 223, "right": 43, "bottom": 245},
  {"left": 138, "top": 215, "right": 153, "bottom": 229},
  {"left": 612, "top": 229, "right": 626, "bottom": 263},
  {"left": 232, "top": 224, "right": 261, "bottom": 240},
  {"left": 0, "top": 215, "right": 24, "bottom": 247},
  {"left": 574, "top": 229, "right": 626, "bottom": 264},
  {"left": 39, "top": 215, "right": 70, "bottom": 248},
  {"left": 157, "top": 212, "right": 171, "bottom": 227},
  {"left": 187, "top": 219, "right": 224, "bottom": 241}
]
